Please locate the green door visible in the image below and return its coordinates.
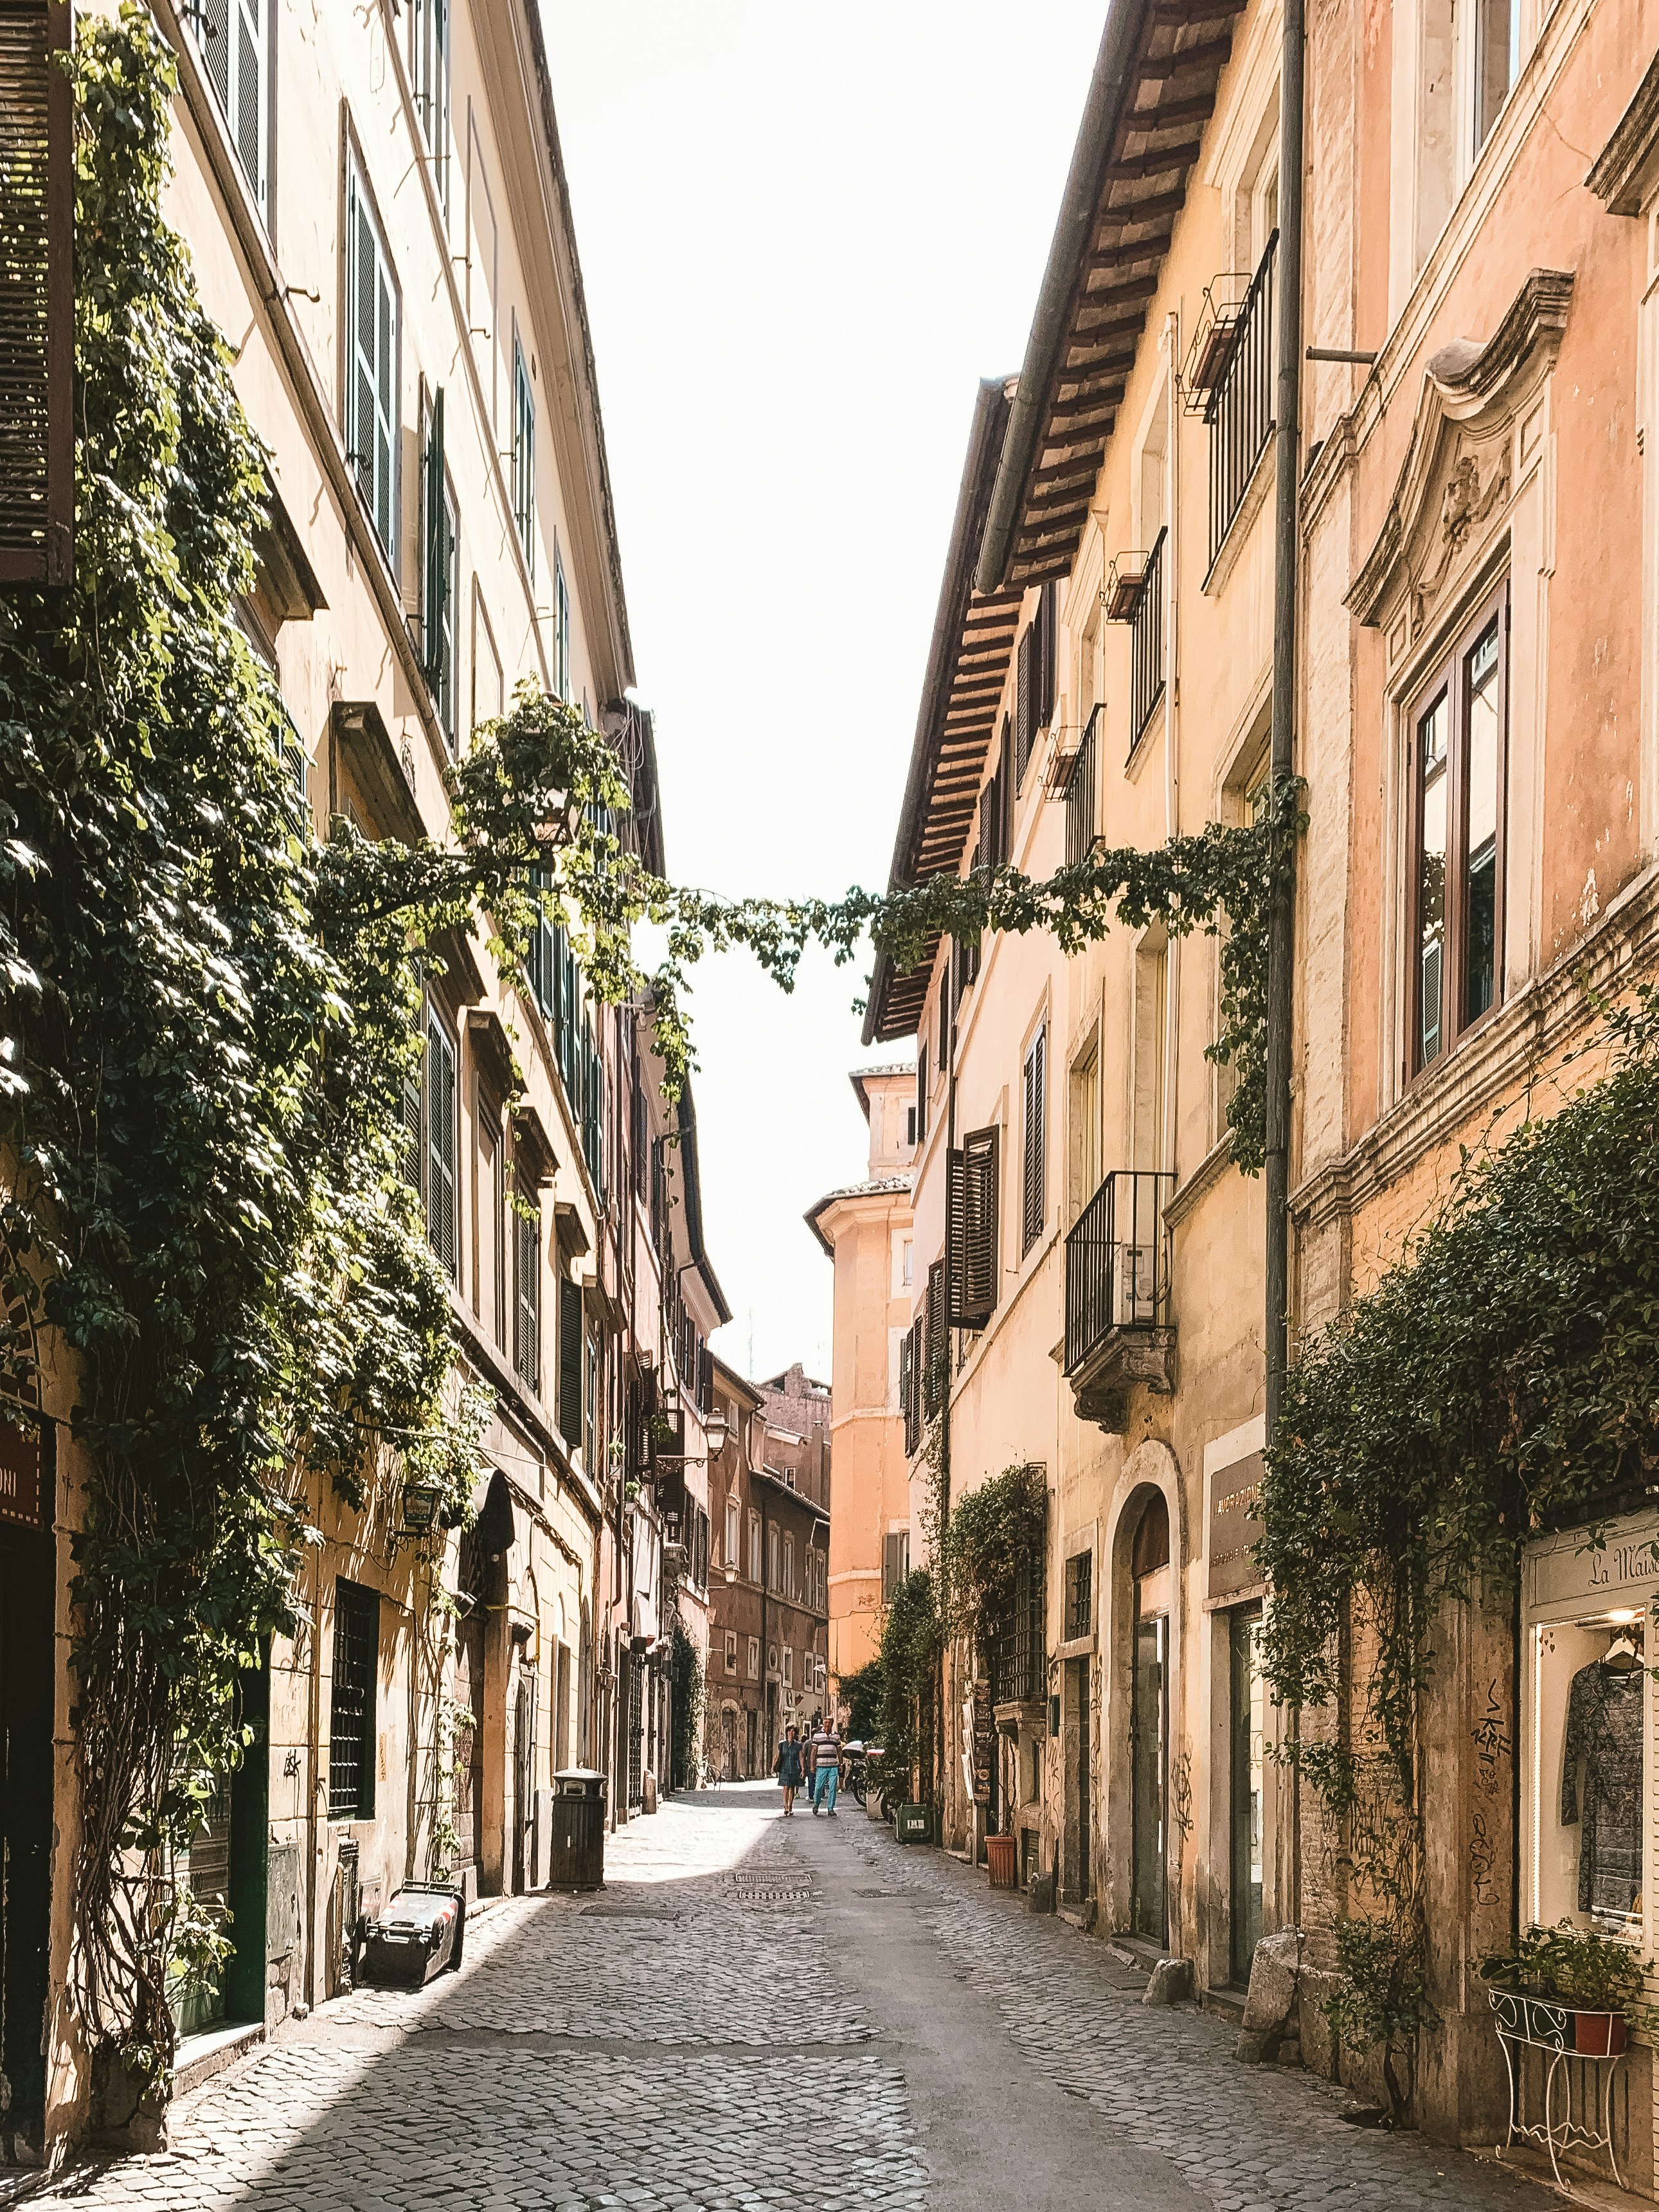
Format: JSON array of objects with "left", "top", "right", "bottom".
[{"left": 1, "top": 1520, "right": 54, "bottom": 2154}]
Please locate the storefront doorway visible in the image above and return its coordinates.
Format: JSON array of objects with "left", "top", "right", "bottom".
[
  {"left": 1229, "top": 1605, "right": 1264, "bottom": 1984},
  {"left": 1129, "top": 1492, "right": 1170, "bottom": 1944},
  {"left": 0, "top": 1507, "right": 53, "bottom": 2155},
  {"left": 1063, "top": 1656, "right": 1092, "bottom": 1906}
]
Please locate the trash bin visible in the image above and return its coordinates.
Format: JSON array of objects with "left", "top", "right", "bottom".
[
  {"left": 357, "top": 1884, "right": 466, "bottom": 1986},
  {"left": 895, "top": 1803, "right": 935, "bottom": 1845},
  {"left": 985, "top": 1834, "right": 1018, "bottom": 1889},
  {"left": 550, "top": 1767, "right": 606, "bottom": 1890}
]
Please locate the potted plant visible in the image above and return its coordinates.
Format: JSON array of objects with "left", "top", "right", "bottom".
[{"left": 1480, "top": 1922, "right": 1649, "bottom": 2055}]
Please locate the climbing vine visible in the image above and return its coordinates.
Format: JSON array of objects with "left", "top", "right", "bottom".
[
  {"left": 1, "top": 9, "right": 1299, "bottom": 2099},
  {"left": 1257, "top": 983, "right": 1659, "bottom": 2111},
  {"left": 942, "top": 1461, "right": 1046, "bottom": 1641}
]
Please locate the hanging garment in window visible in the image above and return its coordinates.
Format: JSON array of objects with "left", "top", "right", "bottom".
[{"left": 1561, "top": 1659, "right": 1643, "bottom": 1918}]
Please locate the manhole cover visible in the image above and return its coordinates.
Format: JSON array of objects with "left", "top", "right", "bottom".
[{"left": 728, "top": 1873, "right": 814, "bottom": 1904}]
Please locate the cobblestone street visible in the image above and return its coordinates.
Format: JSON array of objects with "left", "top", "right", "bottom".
[{"left": 18, "top": 1787, "right": 1566, "bottom": 2212}]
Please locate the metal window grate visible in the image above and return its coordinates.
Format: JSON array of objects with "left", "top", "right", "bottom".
[
  {"left": 1064, "top": 1550, "right": 1093, "bottom": 1641},
  {"left": 987, "top": 1539, "right": 1046, "bottom": 1707},
  {"left": 1129, "top": 529, "right": 1167, "bottom": 751},
  {"left": 328, "top": 1579, "right": 379, "bottom": 1819},
  {"left": 1206, "top": 233, "right": 1277, "bottom": 568}
]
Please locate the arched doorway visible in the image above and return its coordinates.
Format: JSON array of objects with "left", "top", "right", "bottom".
[{"left": 1129, "top": 1490, "right": 1170, "bottom": 1943}]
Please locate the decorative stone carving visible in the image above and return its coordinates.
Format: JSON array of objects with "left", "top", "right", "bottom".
[{"left": 1347, "top": 269, "right": 1573, "bottom": 641}]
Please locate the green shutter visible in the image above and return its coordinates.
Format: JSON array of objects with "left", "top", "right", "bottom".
[
  {"left": 399, "top": 1059, "right": 422, "bottom": 1197},
  {"left": 426, "top": 1014, "right": 456, "bottom": 1277},
  {"left": 557, "top": 1277, "right": 582, "bottom": 1450},
  {"left": 422, "top": 385, "right": 447, "bottom": 683}
]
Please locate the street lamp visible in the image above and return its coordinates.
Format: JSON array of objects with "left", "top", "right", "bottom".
[{"left": 703, "top": 1410, "right": 729, "bottom": 1457}]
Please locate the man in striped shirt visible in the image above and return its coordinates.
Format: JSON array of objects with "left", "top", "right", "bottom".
[{"left": 808, "top": 1719, "right": 843, "bottom": 1816}]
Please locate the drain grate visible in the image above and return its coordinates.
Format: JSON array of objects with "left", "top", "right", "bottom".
[{"left": 728, "top": 1870, "right": 814, "bottom": 1905}]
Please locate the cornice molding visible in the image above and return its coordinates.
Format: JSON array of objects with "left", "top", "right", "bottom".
[
  {"left": 1586, "top": 51, "right": 1659, "bottom": 217},
  {"left": 1347, "top": 270, "right": 1573, "bottom": 633}
]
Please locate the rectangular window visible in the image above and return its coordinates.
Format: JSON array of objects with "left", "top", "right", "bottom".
[
  {"left": 768, "top": 1525, "right": 780, "bottom": 1592},
  {"left": 749, "top": 1511, "right": 762, "bottom": 1585},
  {"left": 426, "top": 1012, "right": 457, "bottom": 1279},
  {"left": 883, "top": 1529, "right": 911, "bottom": 1602},
  {"left": 512, "top": 335, "right": 535, "bottom": 579},
  {"left": 1064, "top": 1549, "right": 1094, "bottom": 1641},
  {"left": 190, "top": 0, "right": 267, "bottom": 219},
  {"left": 783, "top": 1646, "right": 794, "bottom": 1688},
  {"left": 724, "top": 1630, "right": 738, "bottom": 1677},
  {"left": 914, "top": 1043, "right": 928, "bottom": 1146},
  {"left": 557, "top": 1277, "right": 582, "bottom": 1449},
  {"left": 514, "top": 1194, "right": 539, "bottom": 1392},
  {"left": 747, "top": 1636, "right": 760, "bottom": 1681},
  {"left": 420, "top": 389, "right": 457, "bottom": 750},
  {"left": 409, "top": 0, "right": 450, "bottom": 208},
  {"left": 1408, "top": 584, "right": 1508, "bottom": 1076},
  {"left": 724, "top": 1494, "right": 740, "bottom": 1569},
  {"left": 783, "top": 1533, "right": 795, "bottom": 1598},
  {"left": 1022, "top": 1025, "right": 1047, "bottom": 1255},
  {"left": 1473, "top": 0, "right": 1519, "bottom": 156},
  {"left": 346, "top": 159, "right": 399, "bottom": 561},
  {"left": 948, "top": 1125, "right": 1000, "bottom": 1330},
  {"left": 328, "top": 1579, "right": 379, "bottom": 1819},
  {"left": 554, "top": 552, "right": 572, "bottom": 703}
]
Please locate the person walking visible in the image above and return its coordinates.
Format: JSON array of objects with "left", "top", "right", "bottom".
[
  {"left": 808, "top": 1714, "right": 843, "bottom": 1817},
  {"left": 774, "top": 1723, "right": 806, "bottom": 1817}
]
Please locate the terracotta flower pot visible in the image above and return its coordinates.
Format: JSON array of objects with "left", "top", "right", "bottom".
[
  {"left": 1573, "top": 2010, "right": 1628, "bottom": 2057},
  {"left": 985, "top": 1833, "right": 1018, "bottom": 1889}
]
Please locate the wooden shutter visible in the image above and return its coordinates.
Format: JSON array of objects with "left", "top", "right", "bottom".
[
  {"left": 924, "top": 1259, "right": 946, "bottom": 1417},
  {"left": 512, "top": 1198, "right": 539, "bottom": 1389},
  {"left": 951, "top": 1126, "right": 998, "bottom": 1329},
  {"left": 557, "top": 1277, "right": 582, "bottom": 1448},
  {"left": 1038, "top": 580, "right": 1057, "bottom": 728},
  {"left": 0, "top": 0, "right": 71, "bottom": 585},
  {"left": 915, "top": 1046, "right": 926, "bottom": 1145},
  {"left": 348, "top": 165, "right": 397, "bottom": 556},
  {"left": 399, "top": 1057, "right": 422, "bottom": 1196},
  {"left": 1022, "top": 1028, "right": 1046, "bottom": 1254},
  {"left": 1015, "top": 625, "right": 1034, "bottom": 788},
  {"left": 426, "top": 1014, "right": 456, "bottom": 1276},
  {"left": 422, "top": 385, "right": 447, "bottom": 683},
  {"left": 898, "top": 1327, "right": 914, "bottom": 1452}
]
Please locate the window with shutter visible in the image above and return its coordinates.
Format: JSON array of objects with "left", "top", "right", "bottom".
[
  {"left": 399, "top": 1059, "right": 422, "bottom": 1199},
  {"left": 421, "top": 388, "right": 456, "bottom": 748},
  {"left": 0, "top": 0, "right": 72, "bottom": 586},
  {"left": 426, "top": 1013, "right": 457, "bottom": 1277},
  {"left": 1015, "top": 624, "right": 1035, "bottom": 789},
  {"left": 513, "top": 1196, "right": 539, "bottom": 1390},
  {"left": 923, "top": 1259, "right": 946, "bottom": 1417},
  {"left": 949, "top": 1126, "right": 1000, "bottom": 1330},
  {"left": 1038, "top": 580, "right": 1057, "bottom": 728},
  {"left": 409, "top": 0, "right": 450, "bottom": 208},
  {"left": 327, "top": 1578, "right": 379, "bottom": 1819},
  {"left": 188, "top": 0, "right": 267, "bottom": 219},
  {"left": 512, "top": 336, "right": 535, "bottom": 579},
  {"left": 899, "top": 1328, "right": 915, "bottom": 1455},
  {"left": 557, "top": 1277, "right": 582, "bottom": 1450},
  {"left": 883, "top": 1530, "right": 910, "bottom": 1602},
  {"left": 1022, "top": 1027, "right": 1047, "bottom": 1255},
  {"left": 554, "top": 554, "right": 572, "bottom": 702},
  {"left": 346, "top": 160, "right": 399, "bottom": 561},
  {"left": 915, "top": 1041, "right": 927, "bottom": 1144}
]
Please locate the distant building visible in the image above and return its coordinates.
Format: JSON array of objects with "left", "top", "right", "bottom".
[
  {"left": 704, "top": 1357, "right": 830, "bottom": 1777},
  {"left": 807, "top": 1066, "right": 915, "bottom": 1687}
]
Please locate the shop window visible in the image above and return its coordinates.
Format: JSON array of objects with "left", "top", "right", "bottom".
[
  {"left": 1523, "top": 1520, "right": 1651, "bottom": 1938},
  {"left": 1406, "top": 583, "right": 1508, "bottom": 1077}
]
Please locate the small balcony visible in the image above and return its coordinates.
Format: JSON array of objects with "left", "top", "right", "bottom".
[{"left": 1063, "top": 1169, "right": 1174, "bottom": 1430}]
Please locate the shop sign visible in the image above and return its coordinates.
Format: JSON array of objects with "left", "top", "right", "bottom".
[
  {"left": 1207, "top": 1450, "right": 1265, "bottom": 1602},
  {"left": 1525, "top": 1512, "right": 1659, "bottom": 1613},
  {"left": 0, "top": 1403, "right": 48, "bottom": 1533}
]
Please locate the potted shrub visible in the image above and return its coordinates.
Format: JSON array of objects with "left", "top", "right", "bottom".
[{"left": 1480, "top": 1923, "right": 1649, "bottom": 2055}]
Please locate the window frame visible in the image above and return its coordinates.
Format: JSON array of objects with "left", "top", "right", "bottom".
[
  {"left": 512, "top": 330, "right": 536, "bottom": 581},
  {"left": 327, "top": 1577, "right": 379, "bottom": 1821},
  {"left": 425, "top": 1007, "right": 458, "bottom": 1280},
  {"left": 1403, "top": 577, "right": 1511, "bottom": 1084},
  {"left": 187, "top": 0, "right": 271, "bottom": 226},
  {"left": 1021, "top": 1021, "right": 1048, "bottom": 1257},
  {"left": 408, "top": 0, "right": 451, "bottom": 213},
  {"left": 345, "top": 149, "right": 400, "bottom": 567}
]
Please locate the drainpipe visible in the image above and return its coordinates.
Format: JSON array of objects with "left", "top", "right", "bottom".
[
  {"left": 1162, "top": 313, "right": 1181, "bottom": 1180},
  {"left": 1267, "top": 0, "right": 1307, "bottom": 1931},
  {"left": 940, "top": 967, "right": 958, "bottom": 1814},
  {"left": 1264, "top": 0, "right": 1304, "bottom": 1442}
]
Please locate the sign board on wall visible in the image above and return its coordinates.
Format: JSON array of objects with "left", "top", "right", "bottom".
[
  {"left": 0, "top": 1404, "right": 49, "bottom": 1534},
  {"left": 1206, "top": 1450, "right": 1265, "bottom": 1603}
]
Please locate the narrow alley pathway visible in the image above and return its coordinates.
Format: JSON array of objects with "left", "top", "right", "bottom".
[{"left": 33, "top": 1789, "right": 1559, "bottom": 2212}]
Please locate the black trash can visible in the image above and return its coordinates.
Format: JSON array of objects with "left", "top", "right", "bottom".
[{"left": 550, "top": 1767, "right": 606, "bottom": 1891}]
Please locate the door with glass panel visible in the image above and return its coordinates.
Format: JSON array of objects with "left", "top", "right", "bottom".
[{"left": 1230, "top": 1606, "right": 1265, "bottom": 1984}]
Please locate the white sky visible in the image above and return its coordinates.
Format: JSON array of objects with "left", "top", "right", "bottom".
[{"left": 543, "top": 2, "right": 1107, "bottom": 1381}]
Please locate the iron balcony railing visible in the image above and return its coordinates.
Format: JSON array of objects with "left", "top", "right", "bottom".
[
  {"left": 1064, "top": 1168, "right": 1176, "bottom": 1376},
  {"left": 1129, "top": 527, "right": 1167, "bottom": 751},
  {"left": 1066, "top": 703, "right": 1102, "bottom": 865},
  {"left": 1206, "top": 231, "right": 1277, "bottom": 568}
]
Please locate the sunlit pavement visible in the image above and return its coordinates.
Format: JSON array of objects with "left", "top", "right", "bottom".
[{"left": 22, "top": 1785, "right": 1557, "bottom": 2211}]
